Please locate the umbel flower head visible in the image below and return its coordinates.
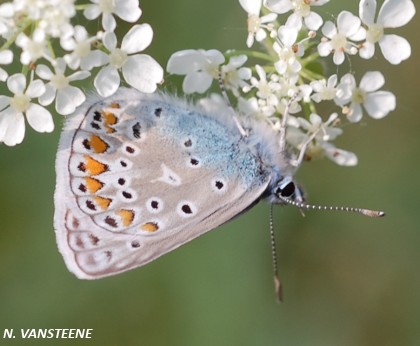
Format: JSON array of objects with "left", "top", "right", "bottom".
[
  {"left": 0, "top": 0, "right": 163, "bottom": 146},
  {"left": 166, "top": 0, "right": 415, "bottom": 166}
]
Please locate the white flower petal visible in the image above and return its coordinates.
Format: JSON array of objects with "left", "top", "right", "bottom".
[
  {"left": 122, "top": 55, "right": 163, "bottom": 93},
  {"left": 103, "top": 31, "right": 117, "bottom": 51},
  {"left": 324, "top": 144, "right": 358, "bottom": 166},
  {"left": 56, "top": 87, "right": 86, "bottom": 115},
  {"left": 317, "top": 41, "right": 332, "bottom": 56},
  {"left": 360, "top": 71, "right": 384, "bottom": 92},
  {"left": 379, "top": 34, "right": 411, "bottom": 64},
  {"left": 285, "top": 13, "right": 303, "bottom": 30},
  {"left": 0, "top": 110, "right": 25, "bottom": 146},
  {"left": 183, "top": 72, "right": 213, "bottom": 94},
  {"left": 364, "top": 91, "right": 396, "bottom": 119},
  {"left": 260, "top": 13, "right": 277, "bottom": 24},
  {"left": 121, "top": 24, "right": 153, "bottom": 54},
  {"left": 264, "top": 0, "right": 293, "bottom": 14},
  {"left": 0, "top": 68, "right": 7, "bottom": 82},
  {"left": 167, "top": 50, "right": 205, "bottom": 74},
  {"left": 114, "top": 0, "right": 142, "bottom": 22},
  {"left": 348, "top": 103, "right": 363, "bottom": 122},
  {"left": 94, "top": 66, "right": 120, "bottom": 97},
  {"left": 0, "top": 95, "right": 10, "bottom": 110},
  {"left": 36, "top": 64, "right": 53, "bottom": 80},
  {"left": 38, "top": 84, "right": 56, "bottom": 106},
  {"left": 102, "top": 13, "right": 116, "bottom": 32},
  {"left": 7, "top": 74, "right": 26, "bottom": 94},
  {"left": 359, "top": 41, "right": 375, "bottom": 59},
  {"left": 204, "top": 49, "right": 225, "bottom": 65},
  {"left": 83, "top": 5, "right": 101, "bottom": 20},
  {"left": 304, "top": 11, "right": 323, "bottom": 31},
  {"left": 239, "top": 0, "right": 262, "bottom": 15},
  {"left": 68, "top": 71, "right": 90, "bottom": 82},
  {"left": 337, "top": 11, "right": 361, "bottom": 37},
  {"left": 278, "top": 25, "right": 297, "bottom": 46},
  {"left": 81, "top": 50, "right": 108, "bottom": 70},
  {"left": 321, "top": 21, "right": 336, "bottom": 38},
  {"left": 333, "top": 51, "right": 345, "bottom": 65},
  {"left": 26, "top": 104, "right": 54, "bottom": 132},
  {"left": 0, "top": 50, "right": 13, "bottom": 64},
  {"left": 327, "top": 74, "right": 337, "bottom": 87},
  {"left": 378, "top": 0, "right": 416, "bottom": 28},
  {"left": 349, "top": 26, "right": 366, "bottom": 41},
  {"left": 246, "top": 33, "right": 254, "bottom": 48},
  {"left": 359, "top": 0, "right": 377, "bottom": 25},
  {"left": 255, "top": 28, "right": 267, "bottom": 42},
  {"left": 26, "top": 80, "right": 45, "bottom": 98}
]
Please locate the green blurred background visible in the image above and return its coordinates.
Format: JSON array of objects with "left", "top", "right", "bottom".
[{"left": 0, "top": 1, "right": 419, "bottom": 345}]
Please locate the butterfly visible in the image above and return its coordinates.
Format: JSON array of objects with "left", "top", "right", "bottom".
[{"left": 54, "top": 88, "right": 384, "bottom": 288}]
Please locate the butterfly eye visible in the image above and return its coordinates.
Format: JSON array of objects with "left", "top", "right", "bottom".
[
  {"left": 275, "top": 178, "right": 296, "bottom": 198},
  {"left": 280, "top": 182, "right": 295, "bottom": 197}
]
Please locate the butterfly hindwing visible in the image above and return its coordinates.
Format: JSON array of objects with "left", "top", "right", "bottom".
[{"left": 54, "top": 89, "right": 273, "bottom": 279}]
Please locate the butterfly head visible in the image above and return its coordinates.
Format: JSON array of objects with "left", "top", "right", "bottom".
[{"left": 266, "top": 176, "right": 306, "bottom": 206}]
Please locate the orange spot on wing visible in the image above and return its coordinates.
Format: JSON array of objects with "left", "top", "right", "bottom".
[
  {"left": 85, "top": 155, "right": 108, "bottom": 176},
  {"left": 85, "top": 177, "right": 104, "bottom": 193},
  {"left": 117, "top": 209, "right": 135, "bottom": 227},
  {"left": 94, "top": 196, "right": 112, "bottom": 210},
  {"left": 102, "top": 110, "right": 118, "bottom": 133},
  {"left": 141, "top": 222, "right": 159, "bottom": 232},
  {"left": 89, "top": 134, "right": 109, "bottom": 154}
]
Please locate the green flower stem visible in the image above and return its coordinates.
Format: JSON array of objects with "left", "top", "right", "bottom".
[{"left": 225, "top": 50, "right": 276, "bottom": 63}]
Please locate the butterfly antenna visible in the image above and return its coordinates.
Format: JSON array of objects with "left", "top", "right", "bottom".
[
  {"left": 269, "top": 205, "right": 283, "bottom": 303},
  {"left": 279, "top": 92, "right": 299, "bottom": 154},
  {"left": 279, "top": 197, "right": 385, "bottom": 218},
  {"left": 217, "top": 70, "right": 248, "bottom": 137}
]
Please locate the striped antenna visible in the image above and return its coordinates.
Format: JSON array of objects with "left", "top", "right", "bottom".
[{"left": 279, "top": 197, "right": 385, "bottom": 218}]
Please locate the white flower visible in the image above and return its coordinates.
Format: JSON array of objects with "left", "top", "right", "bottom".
[
  {"left": 265, "top": 0, "right": 330, "bottom": 31},
  {"left": 247, "top": 65, "right": 280, "bottom": 107},
  {"left": 239, "top": 0, "right": 277, "bottom": 47},
  {"left": 310, "top": 74, "right": 338, "bottom": 103},
  {"left": 238, "top": 96, "right": 276, "bottom": 118},
  {"left": 0, "top": 50, "right": 13, "bottom": 81},
  {"left": 84, "top": 0, "right": 142, "bottom": 32},
  {"left": 36, "top": 58, "right": 90, "bottom": 115},
  {"left": 167, "top": 49, "right": 225, "bottom": 94},
  {"left": 0, "top": 2, "right": 15, "bottom": 38},
  {"left": 0, "top": 73, "right": 53, "bottom": 146},
  {"left": 13, "top": 0, "right": 75, "bottom": 38},
  {"left": 220, "top": 55, "right": 251, "bottom": 96},
  {"left": 321, "top": 143, "right": 358, "bottom": 166},
  {"left": 359, "top": 0, "right": 415, "bottom": 64},
  {"left": 15, "top": 29, "right": 50, "bottom": 65},
  {"left": 94, "top": 24, "right": 163, "bottom": 97},
  {"left": 318, "top": 11, "right": 366, "bottom": 65},
  {"left": 61, "top": 25, "right": 106, "bottom": 70},
  {"left": 37, "top": 0, "right": 76, "bottom": 38},
  {"left": 336, "top": 71, "right": 396, "bottom": 122},
  {"left": 273, "top": 24, "right": 302, "bottom": 76},
  {"left": 287, "top": 113, "right": 358, "bottom": 166}
]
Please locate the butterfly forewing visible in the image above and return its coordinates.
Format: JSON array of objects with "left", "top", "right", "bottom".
[{"left": 54, "top": 89, "right": 272, "bottom": 279}]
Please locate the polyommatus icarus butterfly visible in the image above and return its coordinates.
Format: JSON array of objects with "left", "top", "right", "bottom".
[{"left": 54, "top": 88, "right": 384, "bottom": 286}]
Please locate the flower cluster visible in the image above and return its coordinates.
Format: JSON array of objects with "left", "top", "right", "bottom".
[
  {"left": 167, "top": 0, "right": 415, "bottom": 166},
  {"left": 0, "top": 0, "right": 163, "bottom": 146}
]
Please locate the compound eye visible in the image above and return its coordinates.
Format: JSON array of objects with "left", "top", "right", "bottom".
[{"left": 279, "top": 181, "right": 295, "bottom": 197}]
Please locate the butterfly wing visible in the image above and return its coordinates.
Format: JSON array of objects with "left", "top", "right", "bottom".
[{"left": 54, "top": 89, "right": 273, "bottom": 279}]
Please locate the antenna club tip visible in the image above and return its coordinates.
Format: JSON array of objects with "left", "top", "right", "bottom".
[
  {"left": 274, "top": 275, "right": 283, "bottom": 303},
  {"left": 362, "top": 209, "right": 386, "bottom": 218}
]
